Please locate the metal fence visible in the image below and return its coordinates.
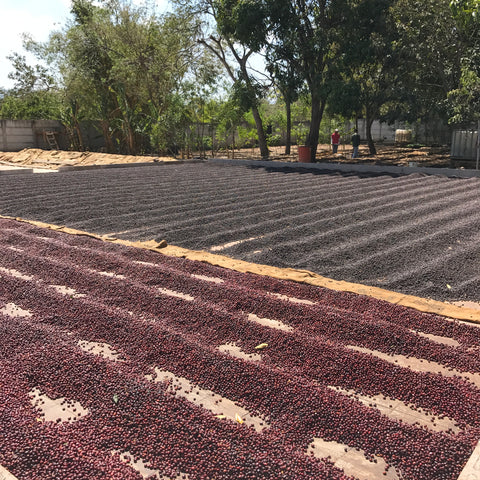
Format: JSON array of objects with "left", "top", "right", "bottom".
[{"left": 451, "top": 126, "right": 480, "bottom": 169}]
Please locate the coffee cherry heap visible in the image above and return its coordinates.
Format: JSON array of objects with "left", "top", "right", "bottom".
[{"left": 1, "top": 218, "right": 479, "bottom": 480}]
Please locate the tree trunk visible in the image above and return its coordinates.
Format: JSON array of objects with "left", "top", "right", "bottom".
[
  {"left": 101, "top": 120, "right": 115, "bottom": 153},
  {"left": 201, "top": 38, "right": 269, "bottom": 159},
  {"left": 251, "top": 105, "right": 269, "bottom": 158},
  {"left": 365, "top": 107, "right": 377, "bottom": 155},
  {"left": 285, "top": 100, "right": 291, "bottom": 155},
  {"left": 75, "top": 123, "right": 84, "bottom": 151},
  {"left": 125, "top": 121, "right": 136, "bottom": 155},
  {"left": 307, "top": 95, "right": 326, "bottom": 162}
]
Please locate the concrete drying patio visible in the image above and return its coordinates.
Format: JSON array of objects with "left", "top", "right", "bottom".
[
  {"left": 0, "top": 162, "right": 478, "bottom": 304},
  {"left": 1, "top": 160, "right": 480, "bottom": 479}
]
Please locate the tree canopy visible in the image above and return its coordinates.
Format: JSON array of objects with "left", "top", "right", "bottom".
[
  {"left": 1, "top": 0, "right": 477, "bottom": 155},
  {"left": 448, "top": 0, "right": 480, "bottom": 125}
]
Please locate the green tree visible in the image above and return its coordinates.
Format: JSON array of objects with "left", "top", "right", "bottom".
[
  {"left": 6, "top": 52, "right": 55, "bottom": 93},
  {"left": 327, "top": 0, "right": 395, "bottom": 154},
  {"left": 215, "top": 95, "right": 244, "bottom": 154},
  {"left": 448, "top": 0, "right": 480, "bottom": 125},
  {"left": 263, "top": 0, "right": 356, "bottom": 161},
  {"left": 14, "top": 0, "right": 214, "bottom": 153},
  {"left": 195, "top": 0, "right": 332, "bottom": 160},
  {"left": 175, "top": 0, "right": 270, "bottom": 158},
  {"left": 0, "top": 53, "right": 62, "bottom": 120},
  {"left": 64, "top": 0, "right": 118, "bottom": 150},
  {"left": 266, "top": 50, "right": 302, "bottom": 154},
  {"left": 0, "top": 90, "right": 62, "bottom": 120},
  {"left": 64, "top": 0, "right": 204, "bottom": 153},
  {"left": 389, "top": 0, "right": 461, "bottom": 127},
  {"left": 448, "top": 66, "right": 480, "bottom": 125},
  {"left": 330, "top": 0, "right": 461, "bottom": 153}
]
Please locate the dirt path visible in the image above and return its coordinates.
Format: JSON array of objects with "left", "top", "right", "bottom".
[{"left": 0, "top": 144, "right": 457, "bottom": 170}]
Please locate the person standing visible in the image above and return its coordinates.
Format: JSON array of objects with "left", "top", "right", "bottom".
[
  {"left": 331, "top": 129, "right": 340, "bottom": 154},
  {"left": 351, "top": 128, "right": 361, "bottom": 158}
]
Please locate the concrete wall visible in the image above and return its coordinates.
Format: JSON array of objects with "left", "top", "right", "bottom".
[
  {"left": 0, "top": 120, "right": 109, "bottom": 152},
  {"left": 346, "top": 119, "right": 398, "bottom": 142},
  {"left": 0, "top": 118, "right": 453, "bottom": 153},
  {"left": 0, "top": 119, "right": 68, "bottom": 151},
  {"left": 344, "top": 119, "right": 451, "bottom": 145}
]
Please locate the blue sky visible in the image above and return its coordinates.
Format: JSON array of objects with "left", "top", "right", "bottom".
[
  {"left": 0, "top": 0, "right": 71, "bottom": 89},
  {"left": 0, "top": 0, "right": 169, "bottom": 90}
]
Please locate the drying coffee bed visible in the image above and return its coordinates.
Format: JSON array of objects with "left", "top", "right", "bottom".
[
  {"left": 1, "top": 218, "right": 480, "bottom": 480},
  {"left": 0, "top": 163, "right": 478, "bottom": 304}
]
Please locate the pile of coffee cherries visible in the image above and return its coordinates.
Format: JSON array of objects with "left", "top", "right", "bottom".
[{"left": 1, "top": 218, "right": 479, "bottom": 480}]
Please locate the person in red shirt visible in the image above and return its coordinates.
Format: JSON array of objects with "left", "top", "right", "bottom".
[{"left": 331, "top": 129, "right": 340, "bottom": 153}]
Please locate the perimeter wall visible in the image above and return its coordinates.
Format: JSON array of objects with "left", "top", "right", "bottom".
[
  {"left": 344, "top": 119, "right": 451, "bottom": 145},
  {"left": 0, "top": 120, "right": 105, "bottom": 152},
  {"left": 0, "top": 120, "right": 66, "bottom": 151},
  {"left": 0, "top": 118, "right": 452, "bottom": 153}
]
